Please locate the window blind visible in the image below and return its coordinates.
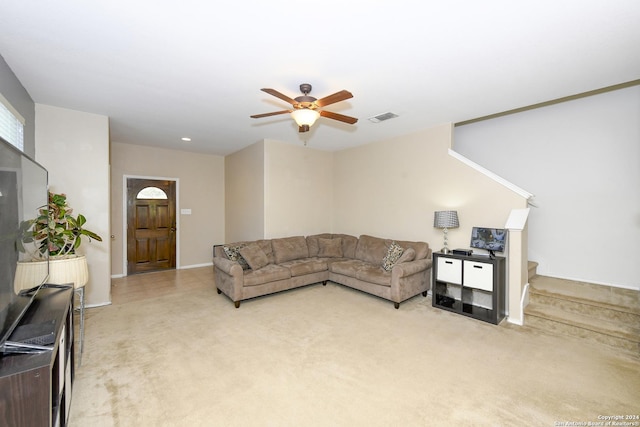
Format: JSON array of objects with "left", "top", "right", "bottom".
[{"left": 0, "top": 93, "right": 25, "bottom": 150}]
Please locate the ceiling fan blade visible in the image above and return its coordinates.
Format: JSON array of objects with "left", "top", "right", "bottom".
[
  {"left": 319, "top": 110, "right": 358, "bottom": 124},
  {"left": 250, "top": 110, "right": 292, "bottom": 119},
  {"left": 261, "top": 88, "right": 297, "bottom": 106},
  {"left": 315, "top": 90, "right": 353, "bottom": 107}
]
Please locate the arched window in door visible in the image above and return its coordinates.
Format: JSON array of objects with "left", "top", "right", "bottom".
[{"left": 136, "top": 186, "right": 168, "bottom": 200}]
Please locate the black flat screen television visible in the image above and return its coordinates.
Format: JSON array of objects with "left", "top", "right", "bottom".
[
  {"left": 0, "top": 136, "right": 49, "bottom": 351},
  {"left": 470, "top": 227, "right": 506, "bottom": 257}
]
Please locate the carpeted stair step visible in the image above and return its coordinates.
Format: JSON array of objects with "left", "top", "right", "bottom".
[
  {"left": 529, "top": 276, "right": 639, "bottom": 312},
  {"left": 525, "top": 275, "right": 640, "bottom": 357},
  {"left": 529, "top": 290, "right": 639, "bottom": 324},
  {"left": 527, "top": 261, "right": 538, "bottom": 281},
  {"left": 525, "top": 302, "right": 640, "bottom": 355}
]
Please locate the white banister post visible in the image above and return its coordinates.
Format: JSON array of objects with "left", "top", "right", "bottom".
[{"left": 505, "top": 208, "right": 530, "bottom": 325}]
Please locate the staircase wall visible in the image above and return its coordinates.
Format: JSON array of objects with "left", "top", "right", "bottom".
[{"left": 454, "top": 84, "right": 640, "bottom": 290}]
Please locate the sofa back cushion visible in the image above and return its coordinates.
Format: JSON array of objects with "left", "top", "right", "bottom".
[
  {"left": 331, "top": 234, "right": 358, "bottom": 258},
  {"left": 239, "top": 242, "right": 270, "bottom": 270},
  {"left": 355, "top": 235, "right": 430, "bottom": 265},
  {"left": 255, "top": 239, "right": 276, "bottom": 265},
  {"left": 272, "top": 236, "right": 310, "bottom": 264},
  {"left": 355, "top": 235, "right": 390, "bottom": 264},
  {"left": 306, "top": 233, "right": 333, "bottom": 257},
  {"left": 317, "top": 238, "right": 343, "bottom": 258}
]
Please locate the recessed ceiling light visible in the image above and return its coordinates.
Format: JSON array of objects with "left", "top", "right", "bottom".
[{"left": 181, "top": 137, "right": 191, "bottom": 142}]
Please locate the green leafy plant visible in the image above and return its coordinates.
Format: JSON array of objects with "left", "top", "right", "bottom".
[{"left": 28, "top": 191, "right": 103, "bottom": 258}]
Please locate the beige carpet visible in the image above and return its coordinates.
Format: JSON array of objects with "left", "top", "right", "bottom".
[{"left": 69, "top": 268, "right": 640, "bottom": 426}]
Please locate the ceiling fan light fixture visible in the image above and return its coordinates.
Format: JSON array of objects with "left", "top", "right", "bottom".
[{"left": 291, "top": 108, "right": 320, "bottom": 127}]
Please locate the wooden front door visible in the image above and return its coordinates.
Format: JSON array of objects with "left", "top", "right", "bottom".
[{"left": 127, "top": 178, "right": 176, "bottom": 274}]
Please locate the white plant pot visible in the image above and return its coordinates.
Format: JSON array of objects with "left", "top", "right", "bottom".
[{"left": 14, "top": 255, "right": 89, "bottom": 293}]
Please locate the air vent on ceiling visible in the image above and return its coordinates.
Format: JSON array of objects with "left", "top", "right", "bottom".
[{"left": 368, "top": 112, "right": 399, "bottom": 123}]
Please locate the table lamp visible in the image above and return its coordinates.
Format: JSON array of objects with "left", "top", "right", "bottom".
[{"left": 433, "top": 210, "right": 459, "bottom": 254}]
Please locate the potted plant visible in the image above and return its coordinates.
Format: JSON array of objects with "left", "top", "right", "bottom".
[
  {"left": 15, "top": 190, "right": 103, "bottom": 286},
  {"left": 23, "top": 191, "right": 102, "bottom": 260},
  {"left": 16, "top": 191, "right": 103, "bottom": 289},
  {"left": 15, "top": 191, "right": 102, "bottom": 362}
]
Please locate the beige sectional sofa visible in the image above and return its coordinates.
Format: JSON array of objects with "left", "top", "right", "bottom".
[{"left": 213, "top": 234, "right": 432, "bottom": 309}]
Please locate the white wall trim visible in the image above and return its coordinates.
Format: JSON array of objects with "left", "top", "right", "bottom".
[
  {"left": 508, "top": 282, "right": 529, "bottom": 326},
  {"left": 448, "top": 149, "right": 534, "bottom": 200},
  {"left": 86, "top": 302, "right": 112, "bottom": 309},
  {"left": 179, "top": 262, "right": 213, "bottom": 269},
  {"left": 122, "top": 175, "right": 180, "bottom": 276}
]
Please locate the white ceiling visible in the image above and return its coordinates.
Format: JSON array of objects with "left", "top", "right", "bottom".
[{"left": 1, "top": 1, "right": 639, "bottom": 156}]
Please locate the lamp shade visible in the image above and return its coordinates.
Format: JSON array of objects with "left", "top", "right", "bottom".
[
  {"left": 433, "top": 210, "right": 459, "bottom": 229},
  {"left": 291, "top": 108, "right": 320, "bottom": 127}
]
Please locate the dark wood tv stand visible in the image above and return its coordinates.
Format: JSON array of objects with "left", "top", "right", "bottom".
[{"left": 0, "top": 286, "right": 75, "bottom": 426}]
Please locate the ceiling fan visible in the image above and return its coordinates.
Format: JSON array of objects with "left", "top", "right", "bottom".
[{"left": 250, "top": 83, "right": 357, "bottom": 132}]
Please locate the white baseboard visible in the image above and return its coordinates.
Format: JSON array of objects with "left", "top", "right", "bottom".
[
  {"left": 179, "top": 262, "right": 213, "bottom": 269},
  {"left": 507, "top": 282, "right": 530, "bottom": 326},
  {"left": 85, "top": 301, "right": 112, "bottom": 309},
  {"left": 522, "top": 282, "right": 530, "bottom": 308},
  {"left": 111, "top": 263, "right": 212, "bottom": 279}
]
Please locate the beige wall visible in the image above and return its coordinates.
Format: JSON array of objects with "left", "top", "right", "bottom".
[
  {"left": 333, "top": 123, "right": 528, "bottom": 248},
  {"left": 225, "top": 141, "right": 264, "bottom": 242},
  {"left": 225, "top": 139, "right": 334, "bottom": 241},
  {"left": 110, "top": 142, "right": 224, "bottom": 276},
  {"left": 35, "top": 104, "right": 111, "bottom": 306},
  {"left": 264, "top": 139, "right": 333, "bottom": 238},
  {"left": 225, "top": 124, "right": 528, "bottom": 249}
]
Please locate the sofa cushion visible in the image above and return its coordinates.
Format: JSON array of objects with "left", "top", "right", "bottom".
[
  {"left": 255, "top": 239, "right": 276, "bottom": 265},
  {"left": 355, "top": 235, "right": 389, "bottom": 265},
  {"left": 381, "top": 241, "right": 404, "bottom": 271},
  {"left": 223, "top": 244, "right": 250, "bottom": 270},
  {"left": 318, "top": 238, "right": 343, "bottom": 258},
  {"left": 306, "top": 233, "right": 332, "bottom": 257},
  {"left": 330, "top": 259, "right": 366, "bottom": 277},
  {"left": 272, "top": 236, "right": 310, "bottom": 263},
  {"left": 243, "top": 264, "right": 291, "bottom": 287},
  {"left": 332, "top": 234, "right": 358, "bottom": 258},
  {"left": 395, "top": 240, "right": 430, "bottom": 260},
  {"left": 356, "top": 263, "right": 392, "bottom": 287},
  {"left": 332, "top": 260, "right": 391, "bottom": 287},
  {"left": 396, "top": 247, "right": 416, "bottom": 264},
  {"left": 239, "top": 242, "right": 270, "bottom": 270},
  {"left": 280, "top": 258, "right": 328, "bottom": 277}
]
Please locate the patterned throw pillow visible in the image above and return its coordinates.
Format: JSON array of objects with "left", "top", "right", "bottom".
[
  {"left": 381, "top": 241, "right": 404, "bottom": 271},
  {"left": 223, "top": 244, "right": 250, "bottom": 270}
]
